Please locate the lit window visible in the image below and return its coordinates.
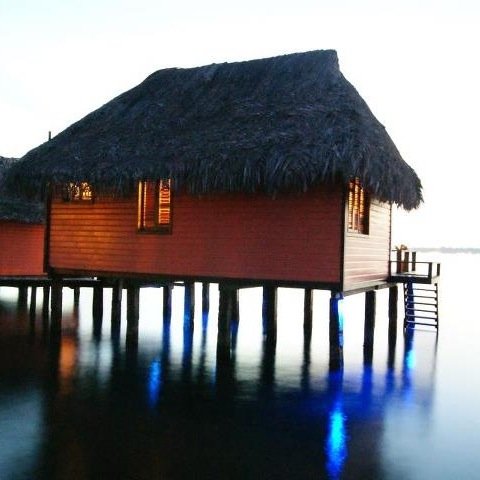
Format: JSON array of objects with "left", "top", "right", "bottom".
[
  {"left": 347, "top": 178, "right": 369, "bottom": 234},
  {"left": 62, "top": 182, "right": 93, "bottom": 201},
  {"left": 138, "top": 179, "right": 172, "bottom": 233}
]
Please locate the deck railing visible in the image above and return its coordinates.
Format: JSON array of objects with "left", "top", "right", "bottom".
[{"left": 389, "top": 249, "right": 441, "bottom": 283}]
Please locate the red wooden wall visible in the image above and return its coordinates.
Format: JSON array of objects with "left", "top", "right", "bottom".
[
  {"left": 0, "top": 222, "right": 45, "bottom": 276},
  {"left": 343, "top": 199, "right": 391, "bottom": 291},
  {"left": 49, "top": 186, "right": 344, "bottom": 285}
]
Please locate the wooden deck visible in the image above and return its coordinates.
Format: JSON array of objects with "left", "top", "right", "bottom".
[
  {"left": 0, "top": 276, "right": 101, "bottom": 288},
  {"left": 388, "top": 260, "right": 441, "bottom": 285}
]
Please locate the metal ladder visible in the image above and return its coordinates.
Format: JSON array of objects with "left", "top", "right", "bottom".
[{"left": 403, "top": 281, "right": 439, "bottom": 329}]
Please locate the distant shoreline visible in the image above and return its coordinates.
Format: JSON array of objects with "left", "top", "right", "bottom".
[{"left": 412, "top": 247, "right": 480, "bottom": 254}]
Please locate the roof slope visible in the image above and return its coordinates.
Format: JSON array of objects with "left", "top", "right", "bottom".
[
  {"left": 0, "top": 157, "right": 44, "bottom": 223},
  {"left": 6, "top": 50, "right": 422, "bottom": 209}
]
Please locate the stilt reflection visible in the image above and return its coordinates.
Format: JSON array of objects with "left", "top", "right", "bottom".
[
  {"left": 259, "top": 338, "right": 276, "bottom": 396},
  {"left": 301, "top": 326, "right": 311, "bottom": 394},
  {"left": 196, "top": 311, "right": 209, "bottom": 384}
]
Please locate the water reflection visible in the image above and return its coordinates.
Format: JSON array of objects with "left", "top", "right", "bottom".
[
  {"left": 57, "top": 337, "right": 77, "bottom": 396},
  {"left": 325, "top": 371, "right": 347, "bottom": 480},
  {"left": 326, "top": 400, "right": 347, "bottom": 479},
  {"left": 147, "top": 360, "right": 162, "bottom": 408},
  {"left": 0, "top": 285, "right": 444, "bottom": 479}
]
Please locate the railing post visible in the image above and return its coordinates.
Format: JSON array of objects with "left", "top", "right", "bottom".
[
  {"left": 411, "top": 251, "right": 417, "bottom": 271},
  {"left": 396, "top": 249, "right": 402, "bottom": 274},
  {"left": 404, "top": 251, "right": 410, "bottom": 273},
  {"left": 428, "top": 262, "right": 432, "bottom": 280}
]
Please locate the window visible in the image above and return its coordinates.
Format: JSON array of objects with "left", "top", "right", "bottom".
[
  {"left": 347, "top": 178, "right": 369, "bottom": 234},
  {"left": 137, "top": 179, "right": 172, "bottom": 233},
  {"left": 61, "top": 182, "right": 93, "bottom": 201}
]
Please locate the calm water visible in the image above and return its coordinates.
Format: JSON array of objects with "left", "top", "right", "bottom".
[{"left": 0, "top": 253, "right": 479, "bottom": 479}]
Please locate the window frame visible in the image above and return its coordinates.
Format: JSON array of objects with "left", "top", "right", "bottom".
[
  {"left": 137, "top": 179, "right": 173, "bottom": 234},
  {"left": 59, "top": 182, "right": 94, "bottom": 202},
  {"left": 347, "top": 178, "right": 369, "bottom": 235}
]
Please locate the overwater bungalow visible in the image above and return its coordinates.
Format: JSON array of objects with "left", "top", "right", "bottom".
[
  {"left": 6, "top": 50, "right": 421, "bottom": 288},
  {"left": 0, "top": 157, "right": 45, "bottom": 278},
  {"left": 5, "top": 50, "right": 437, "bottom": 346}
]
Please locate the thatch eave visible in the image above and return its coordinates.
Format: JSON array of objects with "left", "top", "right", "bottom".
[
  {"left": 5, "top": 50, "right": 423, "bottom": 210},
  {"left": 0, "top": 156, "right": 46, "bottom": 223}
]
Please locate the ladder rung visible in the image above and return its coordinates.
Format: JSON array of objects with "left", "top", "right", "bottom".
[
  {"left": 405, "top": 303, "right": 437, "bottom": 307},
  {"left": 405, "top": 295, "right": 438, "bottom": 302},
  {"left": 405, "top": 314, "right": 438, "bottom": 320},
  {"left": 406, "top": 294, "right": 436, "bottom": 299},
  {"left": 405, "top": 320, "right": 438, "bottom": 328},
  {"left": 404, "top": 295, "right": 438, "bottom": 302},
  {"left": 404, "top": 292, "right": 437, "bottom": 297},
  {"left": 406, "top": 307, "right": 438, "bottom": 313}
]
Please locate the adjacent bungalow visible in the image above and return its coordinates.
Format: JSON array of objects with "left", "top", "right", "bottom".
[
  {"left": 0, "top": 157, "right": 45, "bottom": 278},
  {"left": 6, "top": 50, "right": 422, "bottom": 295}
]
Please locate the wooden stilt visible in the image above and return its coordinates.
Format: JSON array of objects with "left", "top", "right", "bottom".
[
  {"left": 73, "top": 287, "right": 80, "bottom": 307},
  {"left": 184, "top": 282, "right": 195, "bottom": 328},
  {"left": 126, "top": 286, "right": 140, "bottom": 343},
  {"left": 111, "top": 279, "right": 123, "bottom": 328},
  {"left": 202, "top": 282, "right": 210, "bottom": 314},
  {"left": 388, "top": 285, "right": 398, "bottom": 343},
  {"left": 18, "top": 286, "right": 28, "bottom": 308},
  {"left": 363, "top": 290, "right": 376, "bottom": 364},
  {"left": 42, "top": 285, "right": 50, "bottom": 327},
  {"left": 230, "top": 289, "right": 239, "bottom": 322},
  {"left": 387, "top": 285, "right": 398, "bottom": 369},
  {"left": 92, "top": 284, "right": 103, "bottom": 339},
  {"left": 329, "top": 292, "right": 344, "bottom": 369},
  {"left": 262, "top": 285, "right": 277, "bottom": 343},
  {"left": 51, "top": 278, "right": 63, "bottom": 334},
  {"left": 163, "top": 284, "right": 173, "bottom": 323},
  {"left": 304, "top": 288, "right": 313, "bottom": 342},
  {"left": 217, "top": 285, "right": 233, "bottom": 351},
  {"left": 92, "top": 284, "right": 104, "bottom": 321},
  {"left": 29, "top": 286, "right": 37, "bottom": 321},
  {"left": 230, "top": 289, "right": 240, "bottom": 349}
]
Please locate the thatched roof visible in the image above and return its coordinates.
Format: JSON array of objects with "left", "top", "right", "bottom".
[
  {"left": 6, "top": 50, "right": 422, "bottom": 209},
  {"left": 0, "top": 157, "right": 44, "bottom": 223}
]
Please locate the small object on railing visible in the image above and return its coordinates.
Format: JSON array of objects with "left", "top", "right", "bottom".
[{"left": 395, "top": 245, "right": 409, "bottom": 273}]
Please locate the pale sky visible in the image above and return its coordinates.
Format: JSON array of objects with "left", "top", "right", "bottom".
[{"left": 1, "top": 0, "right": 479, "bottom": 247}]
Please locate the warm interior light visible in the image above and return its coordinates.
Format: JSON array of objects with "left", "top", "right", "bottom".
[
  {"left": 62, "top": 181, "right": 93, "bottom": 201},
  {"left": 158, "top": 179, "right": 171, "bottom": 226},
  {"left": 137, "top": 179, "right": 172, "bottom": 232},
  {"left": 348, "top": 178, "right": 369, "bottom": 234}
]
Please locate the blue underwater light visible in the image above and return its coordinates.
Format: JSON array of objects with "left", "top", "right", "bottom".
[
  {"left": 326, "top": 401, "right": 347, "bottom": 479},
  {"left": 147, "top": 360, "right": 162, "bottom": 408}
]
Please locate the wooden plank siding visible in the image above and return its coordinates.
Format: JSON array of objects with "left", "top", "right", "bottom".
[
  {"left": 343, "top": 200, "right": 391, "bottom": 291},
  {"left": 48, "top": 185, "right": 344, "bottom": 285},
  {"left": 0, "top": 222, "right": 45, "bottom": 276}
]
